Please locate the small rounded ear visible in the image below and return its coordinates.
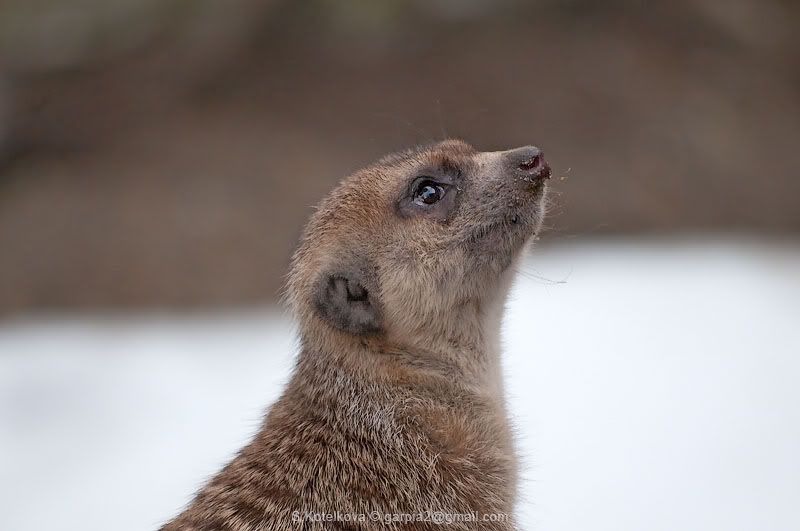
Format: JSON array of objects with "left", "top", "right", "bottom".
[{"left": 313, "top": 269, "right": 382, "bottom": 335}]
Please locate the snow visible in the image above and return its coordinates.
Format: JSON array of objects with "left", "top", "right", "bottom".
[{"left": 1, "top": 238, "right": 799, "bottom": 531}]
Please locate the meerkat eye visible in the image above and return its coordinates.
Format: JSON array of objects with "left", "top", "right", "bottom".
[{"left": 413, "top": 180, "right": 446, "bottom": 206}]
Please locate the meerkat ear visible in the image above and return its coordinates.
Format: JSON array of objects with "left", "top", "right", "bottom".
[{"left": 313, "top": 269, "right": 382, "bottom": 335}]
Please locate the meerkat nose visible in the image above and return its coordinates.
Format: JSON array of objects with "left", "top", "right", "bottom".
[{"left": 509, "top": 145, "right": 551, "bottom": 181}]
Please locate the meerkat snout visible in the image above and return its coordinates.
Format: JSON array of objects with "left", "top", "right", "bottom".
[
  {"left": 163, "top": 139, "right": 552, "bottom": 531},
  {"left": 507, "top": 145, "right": 552, "bottom": 181}
]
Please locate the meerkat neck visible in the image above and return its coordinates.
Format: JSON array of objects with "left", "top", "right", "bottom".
[{"left": 305, "top": 317, "right": 508, "bottom": 407}]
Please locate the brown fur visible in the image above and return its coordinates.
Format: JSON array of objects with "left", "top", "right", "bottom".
[{"left": 161, "top": 140, "right": 549, "bottom": 530}]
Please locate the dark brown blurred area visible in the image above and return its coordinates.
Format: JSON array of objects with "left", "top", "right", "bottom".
[{"left": 1, "top": 0, "right": 798, "bottom": 314}]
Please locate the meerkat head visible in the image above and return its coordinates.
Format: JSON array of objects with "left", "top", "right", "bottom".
[{"left": 288, "top": 139, "right": 550, "bottom": 353}]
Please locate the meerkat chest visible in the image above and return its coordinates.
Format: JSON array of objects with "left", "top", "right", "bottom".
[{"left": 383, "top": 394, "right": 518, "bottom": 507}]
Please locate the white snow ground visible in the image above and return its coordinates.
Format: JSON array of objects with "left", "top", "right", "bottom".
[{"left": 1, "top": 238, "right": 799, "bottom": 531}]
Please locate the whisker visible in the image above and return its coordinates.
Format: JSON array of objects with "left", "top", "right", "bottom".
[{"left": 513, "top": 265, "right": 570, "bottom": 285}]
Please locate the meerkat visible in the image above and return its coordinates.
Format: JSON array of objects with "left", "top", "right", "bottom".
[{"left": 161, "top": 140, "right": 551, "bottom": 530}]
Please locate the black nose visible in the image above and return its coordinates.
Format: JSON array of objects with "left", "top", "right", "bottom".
[{"left": 508, "top": 146, "right": 551, "bottom": 180}]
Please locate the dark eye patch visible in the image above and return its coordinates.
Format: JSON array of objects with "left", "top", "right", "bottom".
[
  {"left": 413, "top": 179, "right": 447, "bottom": 206},
  {"left": 397, "top": 173, "right": 459, "bottom": 222}
]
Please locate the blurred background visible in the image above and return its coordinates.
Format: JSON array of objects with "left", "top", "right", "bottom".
[{"left": 1, "top": 1, "right": 798, "bottom": 530}]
